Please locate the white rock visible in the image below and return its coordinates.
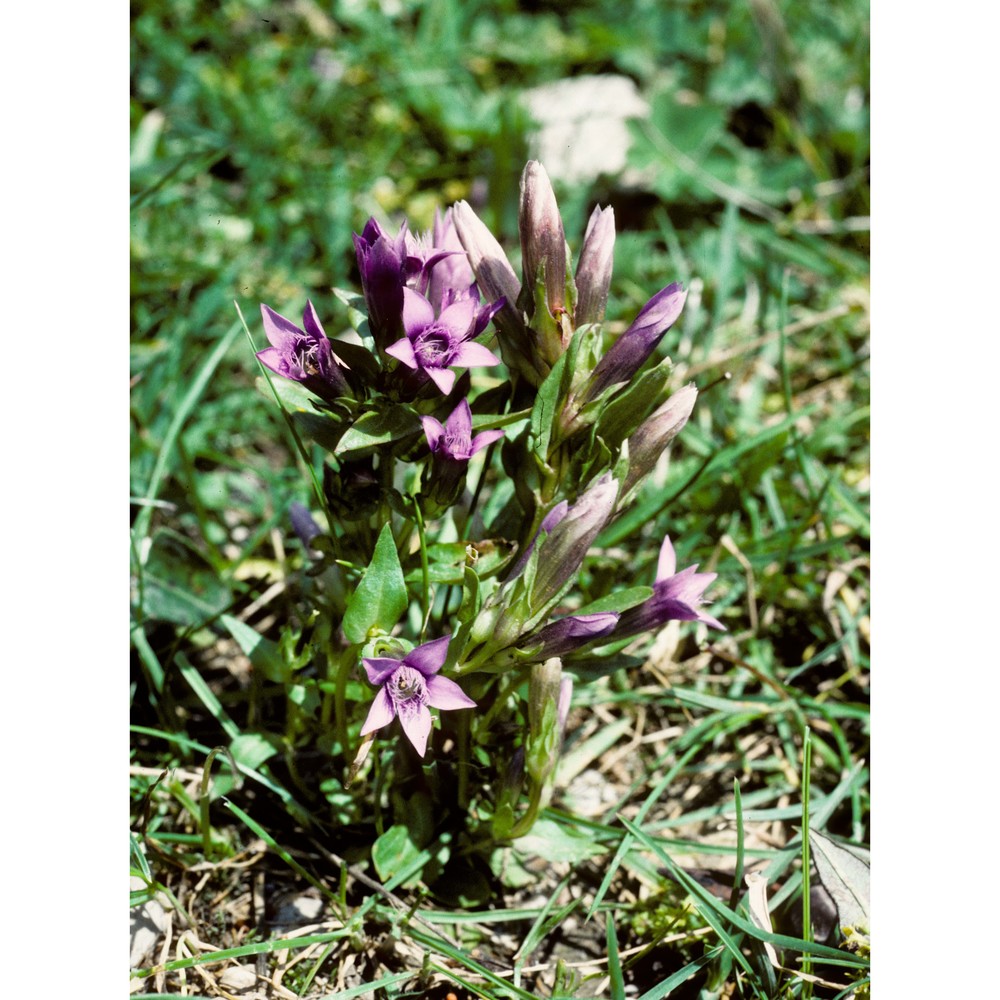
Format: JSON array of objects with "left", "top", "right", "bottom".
[{"left": 521, "top": 76, "right": 651, "bottom": 185}]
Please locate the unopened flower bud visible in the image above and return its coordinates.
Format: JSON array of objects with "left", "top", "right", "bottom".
[
  {"left": 587, "top": 283, "right": 687, "bottom": 399},
  {"left": 530, "top": 474, "right": 617, "bottom": 611},
  {"left": 522, "top": 612, "right": 619, "bottom": 660},
  {"left": 574, "top": 205, "right": 615, "bottom": 326},
  {"left": 518, "top": 161, "right": 567, "bottom": 317},
  {"left": 623, "top": 383, "right": 698, "bottom": 494}
]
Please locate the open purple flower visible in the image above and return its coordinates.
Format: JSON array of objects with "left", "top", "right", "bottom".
[
  {"left": 386, "top": 287, "right": 501, "bottom": 395},
  {"left": 615, "top": 535, "right": 725, "bottom": 636},
  {"left": 257, "top": 302, "right": 350, "bottom": 400},
  {"left": 421, "top": 399, "right": 504, "bottom": 462},
  {"left": 359, "top": 635, "right": 476, "bottom": 757}
]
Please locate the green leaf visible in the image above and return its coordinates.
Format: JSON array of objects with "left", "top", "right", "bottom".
[
  {"left": 512, "top": 818, "right": 606, "bottom": 863},
  {"left": 576, "top": 586, "right": 654, "bottom": 615},
  {"left": 138, "top": 529, "right": 230, "bottom": 626},
  {"left": 809, "top": 830, "right": 870, "bottom": 932},
  {"left": 336, "top": 405, "right": 421, "bottom": 459},
  {"left": 221, "top": 614, "right": 288, "bottom": 683},
  {"left": 342, "top": 524, "right": 408, "bottom": 644},
  {"left": 229, "top": 732, "right": 281, "bottom": 771},
  {"left": 595, "top": 357, "right": 673, "bottom": 449},
  {"left": 372, "top": 824, "right": 423, "bottom": 884}
]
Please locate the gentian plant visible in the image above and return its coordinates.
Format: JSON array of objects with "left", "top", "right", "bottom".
[{"left": 247, "top": 161, "right": 726, "bottom": 869}]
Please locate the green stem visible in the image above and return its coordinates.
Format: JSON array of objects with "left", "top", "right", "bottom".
[
  {"left": 412, "top": 501, "right": 432, "bottom": 641},
  {"left": 801, "top": 725, "right": 813, "bottom": 995}
]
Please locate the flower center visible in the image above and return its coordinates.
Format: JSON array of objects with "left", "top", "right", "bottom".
[
  {"left": 414, "top": 328, "right": 453, "bottom": 368},
  {"left": 292, "top": 337, "right": 323, "bottom": 377},
  {"left": 443, "top": 426, "right": 472, "bottom": 460},
  {"left": 388, "top": 666, "right": 428, "bottom": 709}
]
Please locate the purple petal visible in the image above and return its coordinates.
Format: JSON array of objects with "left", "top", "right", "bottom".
[
  {"left": 256, "top": 346, "right": 288, "bottom": 376},
  {"left": 425, "top": 674, "right": 477, "bottom": 711},
  {"left": 435, "top": 297, "right": 478, "bottom": 339},
  {"left": 363, "top": 658, "right": 401, "bottom": 685},
  {"left": 469, "top": 428, "right": 504, "bottom": 455},
  {"left": 302, "top": 300, "right": 327, "bottom": 342},
  {"left": 359, "top": 687, "right": 396, "bottom": 736},
  {"left": 425, "top": 365, "right": 456, "bottom": 395},
  {"left": 261, "top": 304, "right": 303, "bottom": 351},
  {"left": 404, "top": 635, "right": 451, "bottom": 676},
  {"left": 421, "top": 415, "right": 445, "bottom": 451},
  {"left": 398, "top": 702, "right": 433, "bottom": 757},
  {"left": 656, "top": 536, "right": 677, "bottom": 581},
  {"left": 450, "top": 340, "right": 502, "bottom": 369},
  {"left": 444, "top": 398, "right": 474, "bottom": 440},
  {"left": 401, "top": 287, "right": 436, "bottom": 331},
  {"left": 385, "top": 337, "right": 418, "bottom": 369}
]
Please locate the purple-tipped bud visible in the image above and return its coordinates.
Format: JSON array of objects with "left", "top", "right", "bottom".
[
  {"left": 289, "top": 502, "right": 323, "bottom": 549},
  {"left": 451, "top": 201, "right": 522, "bottom": 317},
  {"left": 574, "top": 205, "right": 615, "bottom": 327},
  {"left": 453, "top": 201, "right": 549, "bottom": 385},
  {"left": 523, "top": 612, "right": 620, "bottom": 659},
  {"left": 519, "top": 161, "right": 567, "bottom": 316},
  {"left": 530, "top": 474, "right": 618, "bottom": 611},
  {"left": 352, "top": 220, "right": 409, "bottom": 350},
  {"left": 623, "top": 383, "right": 698, "bottom": 494},
  {"left": 587, "top": 283, "right": 687, "bottom": 399}
]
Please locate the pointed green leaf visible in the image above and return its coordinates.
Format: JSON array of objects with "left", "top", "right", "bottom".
[
  {"left": 335, "top": 405, "right": 421, "bottom": 459},
  {"left": 222, "top": 614, "right": 288, "bottom": 683},
  {"left": 342, "top": 524, "right": 408, "bottom": 643}
]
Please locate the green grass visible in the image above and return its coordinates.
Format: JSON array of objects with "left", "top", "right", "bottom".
[{"left": 131, "top": 1, "right": 869, "bottom": 996}]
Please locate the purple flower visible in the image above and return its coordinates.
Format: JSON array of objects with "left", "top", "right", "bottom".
[
  {"left": 385, "top": 287, "right": 501, "bottom": 395},
  {"left": 522, "top": 612, "right": 620, "bottom": 659},
  {"left": 425, "top": 208, "right": 477, "bottom": 314},
  {"left": 352, "top": 219, "right": 409, "bottom": 350},
  {"left": 586, "top": 283, "right": 688, "bottom": 399},
  {"left": 359, "top": 635, "right": 476, "bottom": 757},
  {"left": 257, "top": 302, "right": 350, "bottom": 400},
  {"left": 615, "top": 536, "right": 725, "bottom": 636},
  {"left": 421, "top": 398, "right": 504, "bottom": 462}
]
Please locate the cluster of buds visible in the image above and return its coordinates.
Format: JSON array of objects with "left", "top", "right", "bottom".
[{"left": 253, "top": 162, "right": 725, "bottom": 838}]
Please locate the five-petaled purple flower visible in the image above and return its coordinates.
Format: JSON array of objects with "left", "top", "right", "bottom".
[
  {"left": 360, "top": 635, "right": 476, "bottom": 757},
  {"left": 615, "top": 535, "right": 725, "bottom": 636},
  {"left": 421, "top": 399, "right": 504, "bottom": 463},
  {"left": 257, "top": 302, "right": 350, "bottom": 401},
  {"left": 386, "top": 287, "right": 502, "bottom": 395}
]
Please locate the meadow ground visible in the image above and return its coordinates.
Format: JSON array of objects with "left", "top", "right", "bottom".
[{"left": 130, "top": 3, "right": 869, "bottom": 996}]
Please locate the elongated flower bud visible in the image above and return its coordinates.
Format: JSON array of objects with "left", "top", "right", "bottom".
[
  {"left": 519, "top": 161, "right": 567, "bottom": 316},
  {"left": 452, "top": 201, "right": 522, "bottom": 318},
  {"left": 522, "top": 612, "right": 620, "bottom": 659},
  {"left": 586, "top": 283, "right": 687, "bottom": 399},
  {"left": 453, "top": 201, "right": 548, "bottom": 385},
  {"left": 530, "top": 474, "right": 618, "bottom": 611},
  {"left": 623, "top": 383, "right": 698, "bottom": 494},
  {"left": 574, "top": 205, "right": 615, "bottom": 326}
]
